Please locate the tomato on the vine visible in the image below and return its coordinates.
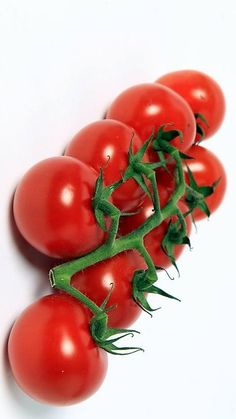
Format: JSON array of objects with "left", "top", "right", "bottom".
[
  {"left": 157, "top": 70, "right": 225, "bottom": 141},
  {"left": 183, "top": 145, "right": 227, "bottom": 220},
  {"left": 106, "top": 83, "right": 196, "bottom": 158},
  {"left": 13, "top": 156, "right": 106, "bottom": 259},
  {"left": 65, "top": 119, "right": 148, "bottom": 211},
  {"left": 119, "top": 185, "right": 192, "bottom": 268},
  {"left": 71, "top": 251, "right": 147, "bottom": 328},
  {"left": 8, "top": 294, "right": 108, "bottom": 406}
]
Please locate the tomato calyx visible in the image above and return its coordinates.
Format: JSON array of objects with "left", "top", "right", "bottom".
[
  {"left": 194, "top": 113, "right": 209, "bottom": 143},
  {"left": 92, "top": 135, "right": 168, "bottom": 243},
  {"left": 93, "top": 170, "right": 122, "bottom": 245},
  {"left": 132, "top": 269, "right": 180, "bottom": 314},
  {"left": 161, "top": 208, "right": 192, "bottom": 273},
  {"left": 50, "top": 268, "right": 143, "bottom": 354},
  {"left": 93, "top": 169, "right": 122, "bottom": 232},
  {"left": 152, "top": 125, "right": 182, "bottom": 151},
  {"left": 184, "top": 166, "right": 221, "bottom": 219},
  {"left": 123, "top": 133, "right": 169, "bottom": 211},
  {"left": 90, "top": 311, "right": 143, "bottom": 355},
  {"left": 90, "top": 284, "right": 143, "bottom": 355}
]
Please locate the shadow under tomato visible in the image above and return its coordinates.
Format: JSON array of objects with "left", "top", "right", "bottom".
[
  {"left": 9, "top": 192, "right": 60, "bottom": 298},
  {"left": 3, "top": 325, "right": 55, "bottom": 414}
]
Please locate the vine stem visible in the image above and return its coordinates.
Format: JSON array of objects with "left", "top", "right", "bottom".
[
  {"left": 50, "top": 134, "right": 188, "bottom": 315},
  {"left": 49, "top": 270, "right": 103, "bottom": 315}
]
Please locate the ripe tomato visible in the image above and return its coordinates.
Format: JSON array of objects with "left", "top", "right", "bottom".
[
  {"left": 183, "top": 145, "right": 227, "bottom": 220},
  {"left": 65, "top": 120, "right": 147, "bottom": 211},
  {"left": 13, "top": 156, "right": 106, "bottom": 259},
  {"left": 119, "top": 185, "right": 192, "bottom": 268},
  {"left": 157, "top": 70, "right": 226, "bottom": 141},
  {"left": 8, "top": 294, "right": 108, "bottom": 406},
  {"left": 106, "top": 83, "right": 196, "bottom": 158},
  {"left": 71, "top": 251, "right": 147, "bottom": 328}
]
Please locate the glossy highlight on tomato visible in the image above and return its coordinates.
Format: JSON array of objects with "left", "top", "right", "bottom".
[
  {"left": 106, "top": 83, "right": 196, "bottom": 157},
  {"left": 8, "top": 294, "right": 108, "bottom": 406},
  {"left": 13, "top": 156, "right": 106, "bottom": 259},
  {"left": 65, "top": 119, "right": 147, "bottom": 211},
  {"left": 183, "top": 145, "right": 227, "bottom": 220},
  {"left": 157, "top": 70, "right": 225, "bottom": 141},
  {"left": 71, "top": 251, "right": 147, "bottom": 328}
]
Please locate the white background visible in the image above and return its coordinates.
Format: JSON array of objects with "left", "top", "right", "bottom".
[{"left": 0, "top": 1, "right": 235, "bottom": 418}]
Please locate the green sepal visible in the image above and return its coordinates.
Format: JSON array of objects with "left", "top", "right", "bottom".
[
  {"left": 159, "top": 129, "right": 183, "bottom": 143},
  {"left": 132, "top": 269, "right": 179, "bottom": 314},
  {"left": 129, "top": 132, "right": 154, "bottom": 161},
  {"left": 179, "top": 152, "right": 194, "bottom": 160},
  {"left": 122, "top": 132, "right": 174, "bottom": 211},
  {"left": 92, "top": 169, "right": 122, "bottom": 242},
  {"left": 147, "top": 284, "right": 180, "bottom": 302},
  {"left": 185, "top": 166, "right": 221, "bottom": 218},
  {"left": 132, "top": 172, "right": 152, "bottom": 201},
  {"left": 194, "top": 113, "right": 209, "bottom": 142},
  {"left": 196, "top": 123, "right": 206, "bottom": 141},
  {"left": 90, "top": 311, "right": 143, "bottom": 355},
  {"left": 122, "top": 135, "right": 153, "bottom": 200},
  {"left": 123, "top": 134, "right": 167, "bottom": 204},
  {"left": 157, "top": 150, "right": 169, "bottom": 171},
  {"left": 152, "top": 125, "right": 183, "bottom": 152},
  {"left": 155, "top": 266, "right": 174, "bottom": 280},
  {"left": 194, "top": 113, "right": 209, "bottom": 127},
  {"left": 161, "top": 218, "right": 191, "bottom": 272},
  {"left": 94, "top": 208, "right": 108, "bottom": 231},
  {"left": 92, "top": 170, "right": 110, "bottom": 231},
  {"left": 100, "top": 283, "right": 114, "bottom": 310}
]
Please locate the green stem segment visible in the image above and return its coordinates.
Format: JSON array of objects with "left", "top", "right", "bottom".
[
  {"left": 50, "top": 130, "right": 186, "bottom": 305},
  {"left": 49, "top": 128, "right": 203, "bottom": 352}
]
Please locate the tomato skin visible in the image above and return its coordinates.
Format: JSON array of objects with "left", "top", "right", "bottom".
[
  {"left": 157, "top": 70, "right": 226, "bottom": 141},
  {"left": 13, "top": 156, "right": 106, "bottom": 259},
  {"left": 106, "top": 83, "right": 196, "bottom": 157},
  {"left": 183, "top": 145, "right": 227, "bottom": 220},
  {"left": 71, "top": 251, "right": 146, "bottom": 328},
  {"left": 8, "top": 294, "right": 108, "bottom": 406},
  {"left": 119, "top": 186, "right": 192, "bottom": 268},
  {"left": 65, "top": 120, "right": 147, "bottom": 211}
]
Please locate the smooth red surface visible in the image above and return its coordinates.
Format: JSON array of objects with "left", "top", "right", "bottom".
[
  {"left": 13, "top": 156, "right": 106, "bottom": 259},
  {"left": 8, "top": 294, "right": 108, "bottom": 406},
  {"left": 183, "top": 145, "right": 227, "bottom": 220},
  {"left": 71, "top": 251, "right": 146, "bottom": 328},
  {"left": 65, "top": 119, "right": 147, "bottom": 211},
  {"left": 157, "top": 70, "right": 225, "bottom": 141},
  {"left": 119, "top": 186, "right": 192, "bottom": 268},
  {"left": 106, "top": 83, "right": 196, "bottom": 157}
]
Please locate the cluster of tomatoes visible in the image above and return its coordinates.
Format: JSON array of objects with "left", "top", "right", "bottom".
[{"left": 8, "top": 70, "right": 226, "bottom": 406}]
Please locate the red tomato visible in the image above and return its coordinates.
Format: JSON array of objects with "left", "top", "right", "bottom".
[
  {"left": 183, "top": 145, "right": 227, "bottom": 220},
  {"left": 71, "top": 251, "right": 146, "bottom": 328},
  {"left": 13, "top": 156, "right": 106, "bottom": 259},
  {"left": 119, "top": 185, "right": 192, "bottom": 268},
  {"left": 157, "top": 70, "right": 226, "bottom": 141},
  {"left": 106, "top": 83, "right": 196, "bottom": 158},
  {"left": 65, "top": 120, "right": 147, "bottom": 211},
  {"left": 8, "top": 294, "right": 108, "bottom": 406}
]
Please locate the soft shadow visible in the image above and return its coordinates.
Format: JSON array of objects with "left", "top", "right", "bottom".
[
  {"left": 3, "top": 326, "right": 55, "bottom": 417},
  {"left": 101, "top": 106, "right": 108, "bottom": 120},
  {"left": 9, "top": 192, "right": 60, "bottom": 297}
]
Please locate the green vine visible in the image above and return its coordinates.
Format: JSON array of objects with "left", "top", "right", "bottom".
[{"left": 49, "top": 126, "right": 216, "bottom": 354}]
